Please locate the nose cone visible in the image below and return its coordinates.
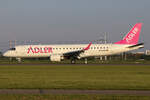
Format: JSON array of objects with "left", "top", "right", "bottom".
[{"left": 3, "top": 52, "right": 9, "bottom": 57}]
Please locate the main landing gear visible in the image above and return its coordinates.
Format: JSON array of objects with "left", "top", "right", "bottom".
[
  {"left": 71, "top": 59, "right": 76, "bottom": 64},
  {"left": 70, "top": 58, "right": 88, "bottom": 64},
  {"left": 84, "top": 58, "right": 88, "bottom": 64}
]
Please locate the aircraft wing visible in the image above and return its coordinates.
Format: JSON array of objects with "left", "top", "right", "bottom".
[{"left": 63, "top": 42, "right": 92, "bottom": 59}]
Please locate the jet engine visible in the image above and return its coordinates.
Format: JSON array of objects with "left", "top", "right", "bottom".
[{"left": 50, "top": 54, "right": 64, "bottom": 62}]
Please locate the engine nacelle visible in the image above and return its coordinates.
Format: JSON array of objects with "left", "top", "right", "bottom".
[{"left": 50, "top": 55, "right": 63, "bottom": 62}]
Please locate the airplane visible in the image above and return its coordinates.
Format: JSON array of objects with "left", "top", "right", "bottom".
[{"left": 3, "top": 23, "right": 144, "bottom": 63}]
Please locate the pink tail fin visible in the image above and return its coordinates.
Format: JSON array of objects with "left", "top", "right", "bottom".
[{"left": 114, "top": 23, "right": 143, "bottom": 45}]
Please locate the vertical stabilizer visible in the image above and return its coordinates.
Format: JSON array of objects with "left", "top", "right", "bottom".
[{"left": 115, "top": 23, "right": 142, "bottom": 45}]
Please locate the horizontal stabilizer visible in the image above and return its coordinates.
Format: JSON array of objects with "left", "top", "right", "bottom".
[{"left": 127, "top": 43, "right": 144, "bottom": 48}]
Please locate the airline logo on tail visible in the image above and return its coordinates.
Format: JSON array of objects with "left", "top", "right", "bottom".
[
  {"left": 115, "top": 23, "right": 142, "bottom": 45},
  {"left": 125, "top": 27, "right": 138, "bottom": 43}
]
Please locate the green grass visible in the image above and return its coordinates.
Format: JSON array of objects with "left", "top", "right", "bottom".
[
  {"left": 0, "top": 94, "right": 150, "bottom": 100},
  {"left": 0, "top": 65, "right": 150, "bottom": 90}
]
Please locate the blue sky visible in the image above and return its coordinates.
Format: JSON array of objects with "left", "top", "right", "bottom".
[{"left": 0, "top": 0, "right": 149, "bottom": 51}]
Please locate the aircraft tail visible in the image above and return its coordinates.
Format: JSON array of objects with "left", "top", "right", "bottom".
[{"left": 114, "top": 23, "right": 143, "bottom": 45}]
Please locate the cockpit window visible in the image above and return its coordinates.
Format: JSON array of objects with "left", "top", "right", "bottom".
[{"left": 9, "top": 48, "right": 16, "bottom": 50}]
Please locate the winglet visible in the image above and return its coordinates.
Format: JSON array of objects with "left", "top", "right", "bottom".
[{"left": 84, "top": 42, "right": 92, "bottom": 50}]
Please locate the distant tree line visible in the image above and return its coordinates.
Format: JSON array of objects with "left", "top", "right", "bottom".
[
  {"left": 141, "top": 55, "right": 150, "bottom": 60},
  {"left": 0, "top": 51, "right": 2, "bottom": 57}
]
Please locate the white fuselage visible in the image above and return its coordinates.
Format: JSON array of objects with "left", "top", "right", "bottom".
[
  {"left": 3, "top": 43, "right": 143, "bottom": 58},
  {"left": 3, "top": 23, "right": 144, "bottom": 62}
]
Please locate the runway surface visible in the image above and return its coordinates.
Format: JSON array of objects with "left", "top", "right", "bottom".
[
  {"left": 0, "top": 63, "right": 150, "bottom": 66},
  {"left": 0, "top": 89, "right": 150, "bottom": 96}
]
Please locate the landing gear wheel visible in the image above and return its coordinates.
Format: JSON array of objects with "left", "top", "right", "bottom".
[
  {"left": 71, "top": 59, "right": 76, "bottom": 64},
  {"left": 84, "top": 58, "right": 88, "bottom": 64}
]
